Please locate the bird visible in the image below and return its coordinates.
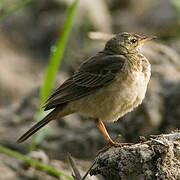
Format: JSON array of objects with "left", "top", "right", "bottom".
[{"left": 17, "top": 32, "right": 155, "bottom": 145}]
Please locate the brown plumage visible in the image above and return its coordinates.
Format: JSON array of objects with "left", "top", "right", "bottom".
[{"left": 17, "top": 32, "right": 155, "bottom": 144}]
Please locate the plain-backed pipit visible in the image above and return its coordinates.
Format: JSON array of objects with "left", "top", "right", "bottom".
[{"left": 17, "top": 32, "right": 155, "bottom": 145}]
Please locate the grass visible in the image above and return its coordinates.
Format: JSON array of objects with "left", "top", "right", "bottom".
[
  {"left": 40, "top": 0, "right": 78, "bottom": 109},
  {"left": 0, "top": 0, "right": 34, "bottom": 19},
  {"left": 0, "top": 145, "right": 74, "bottom": 180},
  {"left": 0, "top": 0, "right": 78, "bottom": 179},
  {"left": 30, "top": 0, "right": 79, "bottom": 148}
]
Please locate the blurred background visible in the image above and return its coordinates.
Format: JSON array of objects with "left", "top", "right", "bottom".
[{"left": 0, "top": 0, "right": 180, "bottom": 179}]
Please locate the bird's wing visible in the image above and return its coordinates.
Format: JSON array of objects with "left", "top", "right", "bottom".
[{"left": 44, "top": 53, "right": 126, "bottom": 110}]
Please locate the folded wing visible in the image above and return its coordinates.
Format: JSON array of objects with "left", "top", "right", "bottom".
[{"left": 44, "top": 53, "right": 126, "bottom": 110}]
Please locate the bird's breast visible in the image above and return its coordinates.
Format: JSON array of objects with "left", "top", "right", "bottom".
[
  {"left": 71, "top": 56, "right": 151, "bottom": 122},
  {"left": 100, "top": 65, "right": 150, "bottom": 121}
]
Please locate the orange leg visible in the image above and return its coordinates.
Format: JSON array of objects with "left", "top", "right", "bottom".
[{"left": 94, "top": 119, "right": 115, "bottom": 145}]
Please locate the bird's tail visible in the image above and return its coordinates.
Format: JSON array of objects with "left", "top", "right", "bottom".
[{"left": 16, "top": 109, "right": 58, "bottom": 143}]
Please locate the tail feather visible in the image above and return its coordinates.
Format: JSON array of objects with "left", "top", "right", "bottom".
[{"left": 16, "top": 109, "right": 58, "bottom": 143}]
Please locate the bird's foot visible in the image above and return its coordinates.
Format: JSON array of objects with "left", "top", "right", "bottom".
[
  {"left": 97, "top": 141, "right": 134, "bottom": 155},
  {"left": 110, "top": 141, "right": 134, "bottom": 147}
]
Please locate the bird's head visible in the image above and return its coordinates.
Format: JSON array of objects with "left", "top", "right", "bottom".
[{"left": 104, "top": 32, "right": 156, "bottom": 55}]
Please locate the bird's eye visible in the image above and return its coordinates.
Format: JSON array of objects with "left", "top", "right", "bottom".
[{"left": 130, "top": 39, "right": 137, "bottom": 43}]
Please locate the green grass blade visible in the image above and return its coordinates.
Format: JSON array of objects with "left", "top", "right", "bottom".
[
  {"left": 40, "top": 0, "right": 79, "bottom": 109},
  {"left": 0, "top": 0, "right": 33, "bottom": 19},
  {"left": 30, "top": 0, "right": 78, "bottom": 149},
  {"left": 0, "top": 145, "right": 74, "bottom": 180}
]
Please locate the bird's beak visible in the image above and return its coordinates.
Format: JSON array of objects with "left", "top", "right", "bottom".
[{"left": 140, "top": 36, "right": 157, "bottom": 44}]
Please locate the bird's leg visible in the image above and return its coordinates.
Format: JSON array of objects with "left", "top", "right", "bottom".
[
  {"left": 94, "top": 119, "right": 134, "bottom": 154},
  {"left": 94, "top": 119, "right": 115, "bottom": 145}
]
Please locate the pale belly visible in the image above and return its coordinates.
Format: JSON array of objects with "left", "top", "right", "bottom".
[{"left": 70, "top": 70, "right": 150, "bottom": 122}]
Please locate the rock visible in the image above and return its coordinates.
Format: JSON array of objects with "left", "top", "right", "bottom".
[{"left": 90, "top": 132, "right": 180, "bottom": 180}]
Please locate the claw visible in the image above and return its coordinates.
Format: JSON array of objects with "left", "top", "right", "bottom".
[{"left": 97, "top": 141, "right": 134, "bottom": 155}]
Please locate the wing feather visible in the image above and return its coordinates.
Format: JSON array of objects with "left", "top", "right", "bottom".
[{"left": 44, "top": 53, "right": 125, "bottom": 110}]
